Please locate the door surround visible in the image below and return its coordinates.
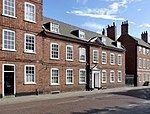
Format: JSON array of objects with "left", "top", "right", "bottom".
[{"left": 2, "top": 64, "right": 16, "bottom": 97}]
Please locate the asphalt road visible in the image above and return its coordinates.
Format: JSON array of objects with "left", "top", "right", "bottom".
[{"left": 0, "top": 88, "right": 150, "bottom": 114}]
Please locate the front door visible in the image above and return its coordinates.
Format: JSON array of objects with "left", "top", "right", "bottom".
[
  {"left": 92, "top": 71, "right": 101, "bottom": 89},
  {"left": 3, "top": 65, "right": 15, "bottom": 96}
]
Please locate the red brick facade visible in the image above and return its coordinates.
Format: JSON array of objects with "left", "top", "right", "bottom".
[{"left": 0, "top": 0, "right": 125, "bottom": 98}]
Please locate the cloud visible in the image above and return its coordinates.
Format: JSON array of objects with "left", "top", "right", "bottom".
[
  {"left": 82, "top": 22, "right": 105, "bottom": 30},
  {"left": 68, "top": 0, "right": 138, "bottom": 20},
  {"left": 68, "top": 0, "right": 142, "bottom": 21},
  {"left": 76, "top": 0, "right": 88, "bottom": 4},
  {"left": 137, "top": 8, "right": 141, "bottom": 11},
  {"left": 139, "top": 24, "right": 150, "bottom": 28}
]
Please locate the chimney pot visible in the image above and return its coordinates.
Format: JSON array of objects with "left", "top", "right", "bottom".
[{"left": 141, "top": 31, "right": 148, "bottom": 43}]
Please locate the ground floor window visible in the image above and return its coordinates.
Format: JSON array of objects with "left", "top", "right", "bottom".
[
  {"left": 66, "top": 69, "right": 74, "bottom": 84},
  {"left": 118, "top": 71, "right": 122, "bottom": 82},
  {"left": 110, "top": 70, "right": 115, "bottom": 82},
  {"left": 24, "top": 65, "right": 36, "bottom": 84},
  {"left": 51, "top": 68, "right": 59, "bottom": 85},
  {"left": 79, "top": 69, "right": 86, "bottom": 84},
  {"left": 102, "top": 70, "right": 107, "bottom": 83}
]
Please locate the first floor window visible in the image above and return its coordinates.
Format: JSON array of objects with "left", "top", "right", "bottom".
[
  {"left": 93, "top": 50, "right": 98, "bottom": 63},
  {"left": 66, "top": 45, "right": 73, "bottom": 61},
  {"left": 24, "top": 33, "right": 35, "bottom": 53},
  {"left": 118, "top": 54, "right": 122, "bottom": 65},
  {"left": 102, "top": 52, "right": 107, "bottom": 64},
  {"left": 102, "top": 70, "right": 107, "bottom": 83},
  {"left": 139, "top": 58, "right": 142, "bottom": 68},
  {"left": 51, "top": 68, "right": 59, "bottom": 85},
  {"left": 110, "top": 53, "right": 115, "bottom": 65},
  {"left": 79, "top": 69, "right": 86, "bottom": 84},
  {"left": 51, "top": 43, "right": 59, "bottom": 59},
  {"left": 118, "top": 71, "right": 122, "bottom": 82},
  {"left": 3, "top": 0, "right": 15, "bottom": 17},
  {"left": 24, "top": 65, "right": 35, "bottom": 84},
  {"left": 66, "top": 69, "right": 74, "bottom": 84},
  {"left": 79, "top": 48, "right": 86, "bottom": 62},
  {"left": 110, "top": 71, "right": 115, "bottom": 82},
  {"left": 3, "top": 29, "right": 15, "bottom": 51},
  {"left": 25, "top": 2, "right": 36, "bottom": 22}
]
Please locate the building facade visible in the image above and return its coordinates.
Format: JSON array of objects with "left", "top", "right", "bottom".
[
  {"left": 0, "top": 0, "right": 125, "bottom": 98},
  {"left": 118, "top": 21, "right": 150, "bottom": 86}
]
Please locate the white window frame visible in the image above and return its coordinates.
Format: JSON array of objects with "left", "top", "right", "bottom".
[
  {"left": 66, "top": 45, "right": 74, "bottom": 61},
  {"left": 24, "top": 2, "right": 36, "bottom": 23},
  {"left": 2, "top": 0, "right": 16, "bottom": 18},
  {"left": 143, "top": 58, "right": 146, "bottom": 69},
  {"left": 50, "top": 23, "right": 59, "bottom": 33},
  {"left": 139, "top": 46, "right": 142, "bottom": 53},
  {"left": 24, "top": 65, "right": 36, "bottom": 84},
  {"left": 2, "top": 29, "right": 16, "bottom": 51},
  {"left": 118, "top": 54, "right": 122, "bottom": 65},
  {"left": 147, "top": 59, "right": 149, "bottom": 69},
  {"left": 110, "top": 70, "right": 115, "bottom": 83},
  {"left": 102, "top": 51, "right": 107, "bottom": 64},
  {"left": 147, "top": 49, "right": 149, "bottom": 55},
  {"left": 102, "top": 70, "right": 107, "bottom": 83},
  {"left": 66, "top": 69, "right": 74, "bottom": 84},
  {"left": 50, "top": 43, "right": 59, "bottom": 60},
  {"left": 139, "top": 58, "right": 142, "bottom": 68},
  {"left": 24, "top": 33, "right": 36, "bottom": 53},
  {"left": 93, "top": 50, "right": 99, "bottom": 63},
  {"left": 143, "top": 47, "right": 146, "bottom": 55},
  {"left": 138, "top": 74, "right": 142, "bottom": 82},
  {"left": 79, "top": 30, "right": 85, "bottom": 38},
  {"left": 51, "top": 68, "right": 59, "bottom": 85},
  {"left": 79, "top": 69, "right": 86, "bottom": 84},
  {"left": 110, "top": 53, "right": 115, "bottom": 65},
  {"left": 118, "top": 71, "right": 122, "bottom": 82},
  {"left": 79, "top": 48, "right": 86, "bottom": 62}
]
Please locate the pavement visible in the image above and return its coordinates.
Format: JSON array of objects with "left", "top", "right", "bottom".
[{"left": 0, "top": 86, "right": 150, "bottom": 106}]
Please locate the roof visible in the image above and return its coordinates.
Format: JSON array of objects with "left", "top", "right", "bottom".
[
  {"left": 43, "top": 16, "right": 125, "bottom": 51},
  {"left": 131, "top": 36, "right": 150, "bottom": 48}
]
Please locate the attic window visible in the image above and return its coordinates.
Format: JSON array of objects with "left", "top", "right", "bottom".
[
  {"left": 102, "top": 37, "right": 106, "bottom": 45},
  {"left": 50, "top": 22, "right": 59, "bottom": 33},
  {"left": 117, "top": 41, "right": 121, "bottom": 48},
  {"left": 79, "top": 30, "right": 85, "bottom": 38}
]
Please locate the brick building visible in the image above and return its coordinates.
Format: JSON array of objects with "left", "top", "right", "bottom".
[
  {"left": 0, "top": 0, "right": 125, "bottom": 98},
  {"left": 118, "top": 21, "right": 150, "bottom": 86},
  {"left": 0, "top": 0, "right": 43, "bottom": 97},
  {"left": 43, "top": 18, "right": 126, "bottom": 91}
]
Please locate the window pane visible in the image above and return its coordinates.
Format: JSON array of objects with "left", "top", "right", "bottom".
[{"left": 3, "top": 0, "right": 15, "bottom": 16}]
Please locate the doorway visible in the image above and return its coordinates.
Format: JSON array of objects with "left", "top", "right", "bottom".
[
  {"left": 3, "top": 64, "right": 15, "bottom": 96},
  {"left": 92, "top": 71, "right": 101, "bottom": 89}
]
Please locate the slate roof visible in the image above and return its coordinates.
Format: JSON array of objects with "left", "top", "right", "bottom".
[
  {"left": 131, "top": 36, "right": 150, "bottom": 48},
  {"left": 43, "top": 16, "right": 125, "bottom": 51}
]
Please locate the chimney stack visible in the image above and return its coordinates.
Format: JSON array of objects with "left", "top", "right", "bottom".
[
  {"left": 107, "top": 22, "right": 117, "bottom": 41},
  {"left": 141, "top": 31, "right": 148, "bottom": 43},
  {"left": 102, "top": 28, "right": 105, "bottom": 35},
  {"left": 121, "top": 20, "right": 128, "bottom": 35}
]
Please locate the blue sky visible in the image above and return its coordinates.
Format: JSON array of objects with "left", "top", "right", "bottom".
[{"left": 43, "top": 0, "right": 150, "bottom": 41}]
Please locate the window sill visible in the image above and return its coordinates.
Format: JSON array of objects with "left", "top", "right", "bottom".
[
  {"left": 24, "top": 19, "right": 36, "bottom": 24},
  {"left": 102, "top": 62, "right": 107, "bottom": 65},
  {"left": 50, "top": 58, "right": 60, "bottom": 60},
  {"left": 79, "top": 60, "right": 86, "bottom": 63},
  {"left": 66, "top": 59, "right": 74, "bottom": 62},
  {"left": 2, "top": 14, "right": 17, "bottom": 19},
  {"left": 110, "top": 63, "right": 115, "bottom": 65},
  {"left": 24, "top": 82, "right": 36, "bottom": 85},
  {"left": 102, "top": 82, "right": 107, "bottom": 84},
  {"left": 66, "top": 83, "right": 74, "bottom": 85},
  {"left": 118, "top": 81, "right": 122, "bottom": 83},
  {"left": 2, "top": 49, "right": 16, "bottom": 52},
  {"left": 51, "top": 83, "right": 60, "bottom": 86},
  {"left": 110, "top": 81, "right": 115, "bottom": 83},
  {"left": 24, "top": 51, "right": 36, "bottom": 54},
  {"left": 79, "top": 82, "right": 86, "bottom": 84}
]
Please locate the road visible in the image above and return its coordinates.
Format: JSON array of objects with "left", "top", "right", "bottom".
[{"left": 0, "top": 88, "right": 150, "bottom": 114}]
